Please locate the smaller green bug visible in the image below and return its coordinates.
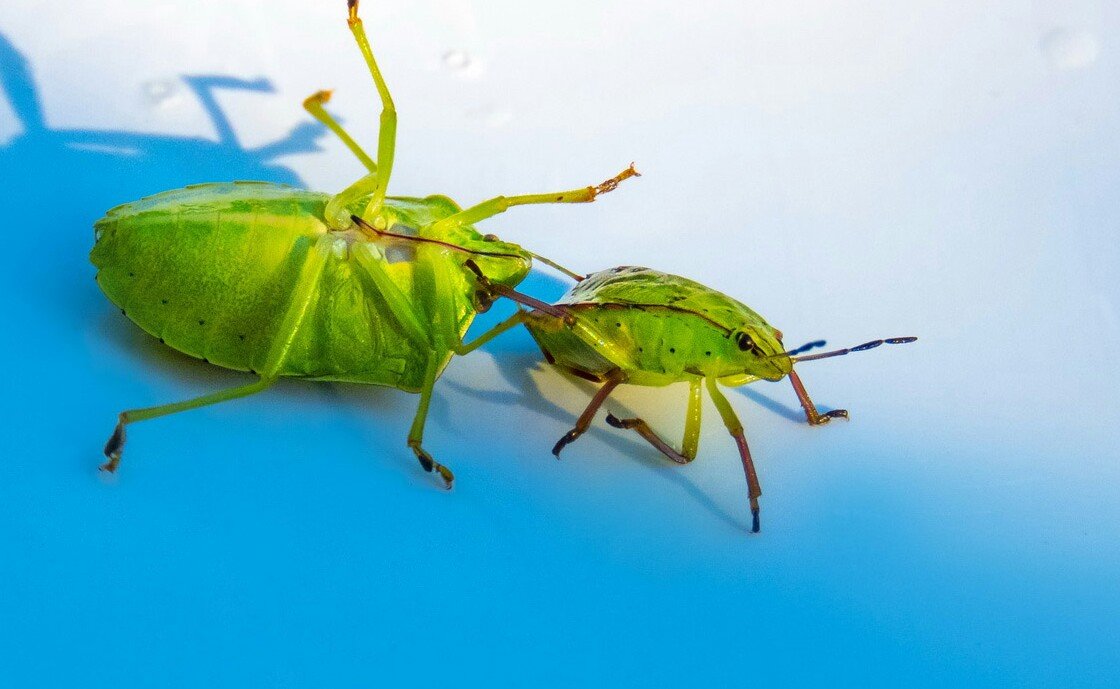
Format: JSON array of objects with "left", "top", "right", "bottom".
[{"left": 463, "top": 263, "right": 915, "bottom": 533}]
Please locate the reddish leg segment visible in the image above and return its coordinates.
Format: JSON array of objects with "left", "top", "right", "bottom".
[
  {"left": 553, "top": 371, "right": 625, "bottom": 457},
  {"left": 706, "top": 377, "right": 763, "bottom": 533},
  {"left": 787, "top": 368, "right": 848, "bottom": 426}
]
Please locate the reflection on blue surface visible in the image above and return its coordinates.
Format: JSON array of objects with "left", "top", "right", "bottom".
[{"left": 1, "top": 29, "right": 1118, "bottom": 689}]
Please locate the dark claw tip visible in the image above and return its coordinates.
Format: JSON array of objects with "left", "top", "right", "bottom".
[
  {"left": 751, "top": 509, "right": 760, "bottom": 533},
  {"left": 605, "top": 413, "right": 624, "bottom": 428},
  {"left": 552, "top": 430, "right": 579, "bottom": 458}
]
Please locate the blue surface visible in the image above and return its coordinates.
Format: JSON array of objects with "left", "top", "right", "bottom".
[{"left": 2, "top": 22, "right": 1119, "bottom": 689}]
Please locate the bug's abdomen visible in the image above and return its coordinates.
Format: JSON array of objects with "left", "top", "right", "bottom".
[
  {"left": 91, "top": 183, "right": 333, "bottom": 373},
  {"left": 282, "top": 248, "right": 434, "bottom": 391}
]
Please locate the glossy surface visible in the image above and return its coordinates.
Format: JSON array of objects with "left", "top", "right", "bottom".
[{"left": 2, "top": 0, "right": 1119, "bottom": 687}]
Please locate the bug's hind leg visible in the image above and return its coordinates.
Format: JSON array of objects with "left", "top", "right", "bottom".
[
  {"left": 552, "top": 370, "right": 625, "bottom": 458},
  {"left": 102, "top": 235, "right": 333, "bottom": 473},
  {"left": 604, "top": 379, "right": 703, "bottom": 464},
  {"left": 407, "top": 356, "right": 455, "bottom": 489},
  {"left": 101, "top": 377, "right": 276, "bottom": 472},
  {"left": 787, "top": 368, "right": 848, "bottom": 426},
  {"left": 706, "top": 377, "right": 763, "bottom": 533},
  {"left": 303, "top": 90, "right": 376, "bottom": 172}
]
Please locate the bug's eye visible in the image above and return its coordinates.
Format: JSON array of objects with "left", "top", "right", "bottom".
[{"left": 735, "top": 331, "right": 756, "bottom": 352}]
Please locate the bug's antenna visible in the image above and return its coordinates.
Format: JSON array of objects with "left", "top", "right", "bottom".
[
  {"left": 789, "top": 336, "right": 917, "bottom": 363},
  {"left": 784, "top": 339, "right": 827, "bottom": 357},
  {"left": 528, "top": 251, "right": 585, "bottom": 282}
]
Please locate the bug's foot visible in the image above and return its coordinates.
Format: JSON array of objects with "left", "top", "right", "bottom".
[
  {"left": 410, "top": 442, "right": 455, "bottom": 490},
  {"left": 551, "top": 429, "right": 582, "bottom": 458},
  {"left": 100, "top": 416, "right": 126, "bottom": 473},
  {"left": 434, "top": 463, "right": 455, "bottom": 490},
  {"left": 810, "top": 409, "right": 848, "bottom": 425},
  {"left": 749, "top": 496, "right": 761, "bottom": 533},
  {"left": 604, "top": 412, "right": 631, "bottom": 429}
]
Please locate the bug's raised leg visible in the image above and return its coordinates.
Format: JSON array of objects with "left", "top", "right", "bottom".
[
  {"left": 553, "top": 370, "right": 625, "bottom": 458},
  {"left": 303, "top": 90, "right": 376, "bottom": 172},
  {"left": 787, "top": 368, "right": 848, "bottom": 426},
  {"left": 408, "top": 355, "right": 455, "bottom": 489},
  {"left": 706, "top": 377, "right": 763, "bottom": 533},
  {"left": 430, "top": 164, "right": 640, "bottom": 234},
  {"left": 324, "top": 0, "right": 398, "bottom": 227},
  {"left": 101, "top": 378, "right": 276, "bottom": 472},
  {"left": 604, "top": 379, "right": 703, "bottom": 464}
]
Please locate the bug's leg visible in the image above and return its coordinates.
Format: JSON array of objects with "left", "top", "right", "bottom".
[
  {"left": 553, "top": 370, "right": 625, "bottom": 458},
  {"left": 706, "top": 377, "right": 763, "bottom": 533},
  {"left": 102, "top": 236, "right": 333, "bottom": 472},
  {"left": 453, "top": 309, "right": 527, "bottom": 356},
  {"left": 407, "top": 355, "right": 455, "bottom": 489},
  {"left": 787, "top": 368, "right": 848, "bottom": 426},
  {"left": 462, "top": 259, "right": 572, "bottom": 321},
  {"left": 303, "top": 90, "right": 376, "bottom": 172},
  {"left": 323, "top": 0, "right": 398, "bottom": 227},
  {"left": 604, "top": 379, "right": 703, "bottom": 464},
  {"left": 101, "top": 378, "right": 276, "bottom": 472},
  {"left": 429, "top": 164, "right": 640, "bottom": 234}
]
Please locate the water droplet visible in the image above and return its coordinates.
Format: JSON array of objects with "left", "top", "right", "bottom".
[
  {"left": 1040, "top": 28, "right": 1099, "bottom": 71},
  {"left": 142, "top": 79, "right": 181, "bottom": 107},
  {"left": 442, "top": 49, "right": 472, "bottom": 71},
  {"left": 465, "top": 105, "right": 513, "bottom": 128},
  {"left": 442, "top": 49, "right": 486, "bottom": 79},
  {"left": 484, "top": 108, "right": 512, "bottom": 128}
]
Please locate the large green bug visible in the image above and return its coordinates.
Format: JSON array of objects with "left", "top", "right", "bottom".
[
  {"left": 463, "top": 264, "right": 916, "bottom": 532},
  {"left": 91, "top": 0, "right": 636, "bottom": 484}
]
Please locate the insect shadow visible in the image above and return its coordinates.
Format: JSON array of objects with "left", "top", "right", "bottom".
[{"left": 0, "top": 30, "right": 328, "bottom": 323}]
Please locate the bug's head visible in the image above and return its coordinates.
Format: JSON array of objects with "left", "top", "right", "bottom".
[{"left": 730, "top": 325, "right": 792, "bottom": 382}]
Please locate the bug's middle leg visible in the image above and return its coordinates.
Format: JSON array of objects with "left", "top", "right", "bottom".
[
  {"left": 787, "top": 368, "right": 848, "bottom": 426},
  {"left": 604, "top": 379, "right": 703, "bottom": 464}
]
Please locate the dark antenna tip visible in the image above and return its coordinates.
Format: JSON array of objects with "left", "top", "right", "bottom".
[
  {"left": 784, "top": 339, "right": 827, "bottom": 357},
  {"left": 791, "top": 336, "right": 917, "bottom": 364}
]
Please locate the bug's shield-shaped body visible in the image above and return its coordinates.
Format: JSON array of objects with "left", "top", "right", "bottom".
[
  {"left": 521, "top": 266, "right": 794, "bottom": 533},
  {"left": 91, "top": 181, "right": 530, "bottom": 392},
  {"left": 524, "top": 266, "right": 791, "bottom": 387}
]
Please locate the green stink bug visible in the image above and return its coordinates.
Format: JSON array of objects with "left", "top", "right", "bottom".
[
  {"left": 464, "top": 263, "right": 916, "bottom": 532},
  {"left": 91, "top": 0, "right": 636, "bottom": 485}
]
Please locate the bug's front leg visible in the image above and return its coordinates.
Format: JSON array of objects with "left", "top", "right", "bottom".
[
  {"left": 303, "top": 90, "right": 377, "bottom": 172},
  {"left": 787, "top": 368, "right": 848, "bottom": 426},
  {"left": 429, "top": 165, "right": 640, "bottom": 235},
  {"left": 462, "top": 259, "right": 572, "bottom": 322}
]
